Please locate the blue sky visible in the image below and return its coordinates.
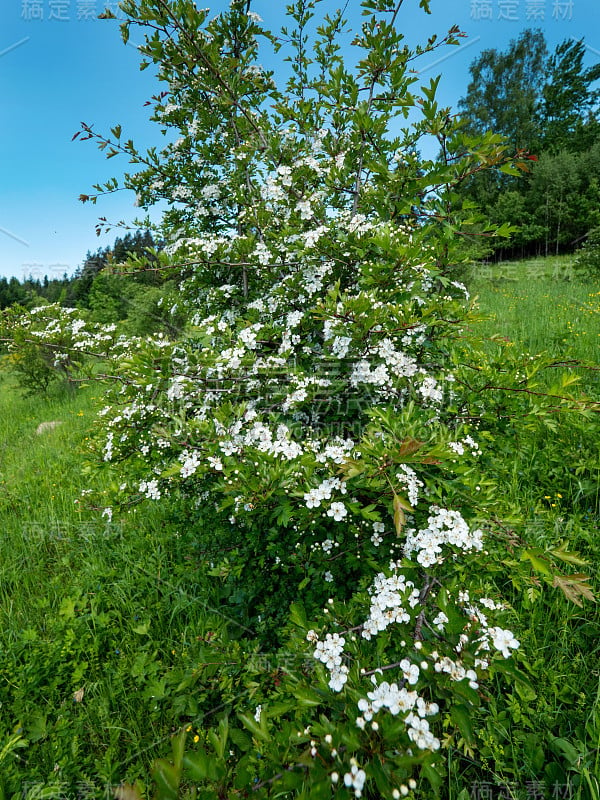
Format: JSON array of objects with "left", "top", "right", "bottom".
[{"left": 1, "top": 0, "right": 599, "bottom": 280}]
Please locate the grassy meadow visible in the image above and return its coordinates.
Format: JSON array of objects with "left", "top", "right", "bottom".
[
  {"left": 470, "top": 256, "right": 600, "bottom": 365},
  {"left": 0, "top": 383, "right": 229, "bottom": 793},
  {"left": 0, "top": 257, "right": 598, "bottom": 797}
]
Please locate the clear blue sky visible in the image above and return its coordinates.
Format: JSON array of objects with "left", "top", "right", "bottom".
[{"left": 1, "top": 0, "right": 599, "bottom": 280}]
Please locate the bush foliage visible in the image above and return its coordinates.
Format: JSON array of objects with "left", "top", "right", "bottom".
[{"left": 0, "top": 2, "right": 598, "bottom": 799}]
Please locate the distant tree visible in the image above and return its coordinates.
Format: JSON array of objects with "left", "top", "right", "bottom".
[
  {"left": 459, "top": 29, "right": 547, "bottom": 153},
  {"left": 65, "top": 246, "right": 110, "bottom": 306},
  {"left": 87, "top": 272, "right": 133, "bottom": 323},
  {"left": 529, "top": 150, "right": 581, "bottom": 255},
  {"left": 540, "top": 38, "right": 600, "bottom": 153},
  {"left": 66, "top": 229, "right": 161, "bottom": 307},
  {"left": 123, "top": 281, "right": 188, "bottom": 338},
  {"left": 458, "top": 30, "right": 600, "bottom": 258},
  {"left": 0, "top": 230, "right": 162, "bottom": 313}
]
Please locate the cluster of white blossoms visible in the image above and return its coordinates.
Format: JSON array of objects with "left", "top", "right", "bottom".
[
  {"left": 84, "top": 196, "right": 460, "bottom": 504},
  {"left": 309, "top": 523, "right": 521, "bottom": 752},
  {"left": 396, "top": 464, "right": 425, "bottom": 507},
  {"left": 180, "top": 449, "right": 201, "bottom": 478},
  {"left": 308, "top": 631, "right": 349, "bottom": 691},
  {"left": 449, "top": 435, "right": 481, "bottom": 457},
  {"left": 362, "top": 572, "right": 417, "bottom": 640},
  {"left": 7, "top": 304, "right": 119, "bottom": 355},
  {"left": 327, "top": 501, "right": 348, "bottom": 521},
  {"left": 358, "top": 680, "right": 418, "bottom": 719},
  {"left": 303, "top": 476, "right": 347, "bottom": 509},
  {"left": 218, "top": 420, "right": 304, "bottom": 461},
  {"left": 404, "top": 506, "right": 484, "bottom": 567},
  {"left": 432, "top": 654, "right": 480, "bottom": 690},
  {"left": 349, "top": 349, "right": 419, "bottom": 391},
  {"left": 139, "top": 479, "right": 161, "bottom": 500},
  {"left": 343, "top": 761, "right": 367, "bottom": 798},
  {"left": 356, "top": 676, "right": 440, "bottom": 750},
  {"left": 486, "top": 627, "right": 521, "bottom": 659},
  {"left": 312, "top": 439, "right": 355, "bottom": 465},
  {"left": 103, "top": 432, "right": 114, "bottom": 463},
  {"left": 370, "top": 520, "right": 385, "bottom": 546},
  {"left": 417, "top": 375, "right": 444, "bottom": 405},
  {"left": 405, "top": 713, "right": 441, "bottom": 752}
]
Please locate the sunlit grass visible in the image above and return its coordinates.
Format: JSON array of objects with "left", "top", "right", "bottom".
[
  {"left": 0, "top": 375, "right": 228, "bottom": 789},
  {"left": 0, "top": 261, "right": 598, "bottom": 795},
  {"left": 469, "top": 260, "right": 599, "bottom": 365}
]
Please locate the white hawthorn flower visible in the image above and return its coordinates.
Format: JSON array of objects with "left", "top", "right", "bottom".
[{"left": 327, "top": 502, "right": 347, "bottom": 521}]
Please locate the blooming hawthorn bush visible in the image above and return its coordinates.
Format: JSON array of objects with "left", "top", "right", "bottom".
[
  {"left": 0, "top": 303, "right": 121, "bottom": 394},
  {"left": 6, "top": 1, "right": 593, "bottom": 796}
]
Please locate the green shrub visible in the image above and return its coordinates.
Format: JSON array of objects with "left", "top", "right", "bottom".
[{"left": 574, "top": 227, "right": 600, "bottom": 276}]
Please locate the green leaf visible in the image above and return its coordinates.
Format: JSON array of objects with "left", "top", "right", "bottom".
[
  {"left": 27, "top": 713, "right": 47, "bottom": 743},
  {"left": 521, "top": 549, "right": 552, "bottom": 576},
  {"left": 549, "top": 542, "right": 589, "bottom": 567},
  {"left": 340, "top": 459, "right": 364, "bottom": 479},
  {"left": 208, "top": 717, "right": 229, "bottom": 759},
  {"left": 59, "top": 597, "right": 77, "bottom": 618},
  {"left": 549, "top": 737, "right": 580, "bottom": 766},
  {"left": 451, "top": 704, "right": 474, "bottom": 744},
  {"left": 490, "top": 659, "right": 534, "bottom": 690},
  {"left": 292, "top": 687, "right": 322, "bottom": 707},
  {"left": 421, "top": 761, "right": 443, "bottom": 793},
  {"left": 238, "top": 713, "right": 270, "bottom": 743},
  {"left": 132, "top": 621, "right": 150, "bottom": 635},
  {"left": 370, "top": 759, "right": 392, "bottom": 796},
  {"left": 0, "top": 734, "right": 27, "bottom": 765},
  {"left": 229, "top": 727, "right": 252, "bottom": 752},
  {"left": 184, "top": 749, "right": 218, "bottom": 781},
  {"left": 499, "top": 163, "right": 523, "bottom": 177},
  {"left": 171, "top": 730, "right": 186, "bottom": 770},
  {"left": 452, "top": 680, "right": 481, "bottom": 707},
  {"left": 151, "top": 759, "right": 180, "bottom": 799}
]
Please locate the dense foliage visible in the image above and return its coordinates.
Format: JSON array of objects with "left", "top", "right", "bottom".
[
  {"left": 458, "top": 30, "right": 600, "bottom": 259},
  {"left": 0, "top": 231, "right": 158, "bottom": 312},
  {"left": 0, "top": 3, "right": 598, "bottom": 799}
]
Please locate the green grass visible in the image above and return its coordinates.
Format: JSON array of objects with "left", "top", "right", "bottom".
[
  {"left": 468, "top": 257, "right": 600, "bottom": 365},
  {"left": 0, "top": 377, "right": 233, "bottom": 794},
  {"left": 456, "top": 260, "right": 600, "bottom": 798},
  {"left": 0, "top": 260, "right": 599, "bottom": 797}
]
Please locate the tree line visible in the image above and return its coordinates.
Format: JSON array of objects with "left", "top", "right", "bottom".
[
  {"left": 0, "top": 230, "right": 157, "bottom": 311},
  {"left": 458, "top": 29, "right": 600, "bottom": 259},
  {"left": 0, "top": 230, "right": 187, "bottom": 339}
]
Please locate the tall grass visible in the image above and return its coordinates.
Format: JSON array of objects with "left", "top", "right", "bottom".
[
  {"left": 0, "top": 377, "right": 229, "bottom": 792},
  {"left": 468, "top": 258, "right": 600, "bottom": 366},
  {"left": 0, "top": 259, "right": 598, "bottom": 796},
  {"left": 459, "top": 260, "right": 600, "bottom": 798}
]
